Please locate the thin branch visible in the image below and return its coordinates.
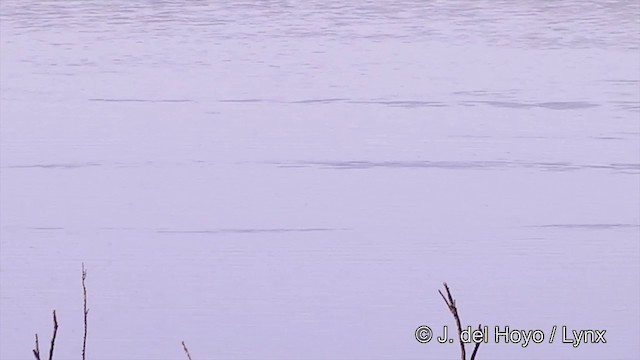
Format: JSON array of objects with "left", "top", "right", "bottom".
[
  {"left": 438, "top": 282, "right": 465, "bottom": 360},
  {"left": 181, "top": 341, "right": 193, "bottom": 360},
  {"left": 470, "top": 324, "right": 482, "bottom": 360},
  {"left": 47, "top": 310, "right": 58, "bottom": 360},
  {"left": 82, "top": 263, "right": 89, "bottom": 360},
  {"left": 32, "top": 334, "right": 41, "bottom": 360}
]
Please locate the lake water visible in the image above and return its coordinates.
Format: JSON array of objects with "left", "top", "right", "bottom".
[{"left": 1, "top": 1, "right": 639, "bottom": 359}]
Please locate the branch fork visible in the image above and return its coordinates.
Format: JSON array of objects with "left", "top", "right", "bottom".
[{"left": 438, "top": 282, "right": 481, "bottom": 360}]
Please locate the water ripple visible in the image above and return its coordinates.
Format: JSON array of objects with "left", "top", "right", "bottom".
[
  {"left": 462, "top": 100, "right": 599, "bottom": 110},
  {"left": 273, "top": 160, "right": 640, "bottom": 174},
  {"left": 213, "top": 98, "right": 605, "bottom": 110},
  {"left": 89, "top": 98, "right": 193, "bottom": 103},
  {"left": 5, "top": 162, "right": 102, "bottom": 170},
  {"left": 156, "top": 228, "right": 346, "bottom": 235},
  {"left": 531, "top": 224, "right": 640, "bottom": 230}
]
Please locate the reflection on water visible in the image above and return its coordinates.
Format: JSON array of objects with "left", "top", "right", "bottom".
[{"left": 1, "top": 1, "right": 639, "bottom": 360}]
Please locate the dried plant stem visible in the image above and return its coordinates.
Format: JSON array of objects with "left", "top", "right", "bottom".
[
  {"left": 48, "top": 310, "right": 58, "bottom": 360},
  {"left": 470, "top": 325, "right": 481, "bottom": 360},
  {"left": 438, "top": 282, "right": 481, "bottom": 360},
  {"left": 32, "top": 334, "right": 41, "bottom": 360},
  {"left": 181, "top": 341, "right": 193, "bottom": 360},
  {"left": 32, "top": 264, "right": 200, "bottom": 360},
  {"left": 32, "top": 311, "right": 57, "bottom": 360},
  {"left": 439, "top": 283, "right": 465, "bottom": 360},
  {"left": 82, "top": 263, "right": 89, "bottom": 360}
]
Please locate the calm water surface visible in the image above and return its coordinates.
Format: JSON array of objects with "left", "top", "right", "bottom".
[{"left": 1, "top": 1, "right": 639, "bottom": 359}]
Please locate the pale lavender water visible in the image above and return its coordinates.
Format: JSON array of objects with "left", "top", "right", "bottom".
[{"left": 1, "top": 1, "right": 639, "bottom": 359}]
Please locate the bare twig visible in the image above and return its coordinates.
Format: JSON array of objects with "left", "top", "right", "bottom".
[
  {"left": 439, "top": 283, "right": 465, "bottom": 360},
  {"left": 32, "top": 334, "right": 41, "bottom": 360},
  {"left": 438, "top": 282, "right": 481, "bottom": 360},
  {"left": 181, "top": 341, "right": 193, "bottom": 360},
  {"left": 470, "top": 324, "right": 481, "bottom": 360},
  {"left": 82, "top": 263, "right": 89, "bottom": 360},
  {"left": 48, "top": 310, "right": 58, "bottom": 360}
]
